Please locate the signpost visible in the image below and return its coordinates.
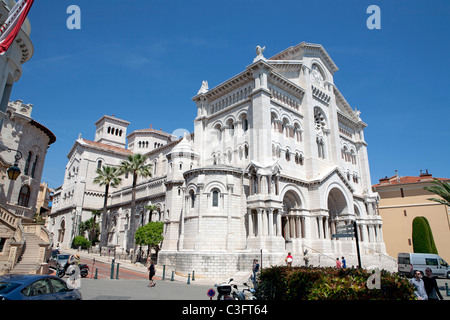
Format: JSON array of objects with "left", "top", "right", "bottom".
[
  {"left": 207, "top": 288, "right": 216, "bottom": 300},
  {"left": 331, "top": 222, "right": 361, "bottom": 268}
]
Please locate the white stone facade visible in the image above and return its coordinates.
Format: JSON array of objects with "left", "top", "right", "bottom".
[
  {"left": 0, "top": 100, "right": 55, "bottom": 221},
  {"left": 48, "top": 42, "right": 396, "bottom": 278}
]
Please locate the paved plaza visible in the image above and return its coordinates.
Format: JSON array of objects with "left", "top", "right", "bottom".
[{"left": 79, "top": 278, "right": 214, "bottom": 300}]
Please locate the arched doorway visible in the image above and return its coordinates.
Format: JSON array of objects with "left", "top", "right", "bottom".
[
  {"left": 282, "top": 190, "right": 302, "bottom": 240},
  {"left": 327, "top": 187, "right": 349, "bottom": 239},
  {"left": 58, "top": 219, "right": 65, "bottom": 243}
]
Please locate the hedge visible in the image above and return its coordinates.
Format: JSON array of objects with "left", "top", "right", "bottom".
[
  {"left": 412, "top": 216, "right": 438, "bottom": 254},
  {"left": 71, "top": 235, "right": 92, "bottom": 250},
  {"left": 256, "top": 266, "right": 416, "bottom": 300}
]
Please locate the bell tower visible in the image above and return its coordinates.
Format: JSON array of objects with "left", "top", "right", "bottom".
[{"left": 94, "top": 115, "right": 130, "bottom": 148}]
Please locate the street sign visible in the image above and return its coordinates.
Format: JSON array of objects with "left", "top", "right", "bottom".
[
  {"left": 331, "top": 233, "right": 355, "bottom": 238},
  {"left": 207, "top": 288, "right": 216, "bottom": 300},
  {"left": 336, "top": 225, "right": 354, "bottom": 232}
]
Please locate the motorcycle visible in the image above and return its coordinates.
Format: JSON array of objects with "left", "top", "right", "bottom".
[
  {"left": 232, "top": 282, "right": 256, "bottom": 300},
  {"left": 214, "top": 278, "right": 235, "bottom": 300},
  {"left": 57, "top": 263, "right": 89, "bottom": 278}
]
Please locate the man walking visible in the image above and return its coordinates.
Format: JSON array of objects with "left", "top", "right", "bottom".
[{"left": 410, "top": 270, "right": 427, "bottom": 300}]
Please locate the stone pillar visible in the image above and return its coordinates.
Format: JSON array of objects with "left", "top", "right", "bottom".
[
  {"left": 247, "top": 208, "right": 253, "bottom": 237},
  {"left": 268, "top": 208, "right": 274, "bottom": 236},
  {"left": 276, "top": 211, "right": 282, "bottom": 236},
  {"left": 257, "top": 208, "right": 263, "bottom": 237}
]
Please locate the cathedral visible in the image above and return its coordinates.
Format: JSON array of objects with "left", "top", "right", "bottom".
[{"left": 48, "top": 42, "right": 395, "bottom": 278}]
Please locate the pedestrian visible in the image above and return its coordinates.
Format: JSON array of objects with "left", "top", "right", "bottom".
[
  {"left": 336, "top": 258, "right": 341, "bottom": 268},
  {"left": 341, "top": 256, "right": 346, "bottom": 269},
  {"left": 410, "top": 270, "right": 428, "bottom": 300},
  {"left": 251, "top": 259, "right": 260, "bottom": 282},
  {"left": 303, "top": 250, "right": 310, "bottom": 267},
  {"left": 285, "top": 252, "right": 293, "bottom": 267},
  {"left": 147, "top": 260, "right": 156, "bottom": 287},
  {"left": 423, "top": 268, "right": 443, "bottom": 300},
  {"left": 66, "top": 259, "right": 81, "bottom": 290}
]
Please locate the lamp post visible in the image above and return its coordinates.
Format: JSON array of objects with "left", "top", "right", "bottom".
[{"left": 5, "top": 147, "right": 23, "bottom": 180}]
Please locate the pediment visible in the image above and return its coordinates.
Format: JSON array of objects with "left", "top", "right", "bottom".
[
  {"left": 312, "top": 166, "right": 355, "bottom": 194},
  {"left": 269, "top": 42, "right": 338, "bottom": 75}
]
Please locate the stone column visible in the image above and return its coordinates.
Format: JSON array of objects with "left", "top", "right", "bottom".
[
  {"left": 247, "top": 208, "right": 253, "bottom": 237},
  {"left": 268, "top": 208, "right": 274, "bottom": 236},
  {"left": 276, "top": 211, "right": 282, "bottom": 236},
  {"left": 257, "top": 208, "right": 263, "bottom": 237}
]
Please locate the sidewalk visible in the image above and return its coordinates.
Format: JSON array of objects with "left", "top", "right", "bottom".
[{"left": 60, "top": 248, "right": 220, "bottom": 286}]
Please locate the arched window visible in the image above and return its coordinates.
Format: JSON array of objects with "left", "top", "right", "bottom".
[
  {"left": 24, "top": 151, "right": 32, "bottom": 175},
  {"left": 242, "top": 118, "right": 249, "bottom": 132},
  {"left": 18, "top": 185, "right": 30, "bottom": 207},
  {"left": 31, "top": 155, "right": 39, "bottom": 178},
  {"left": 212, "top": 189, "right": 219, "bottom": 207},
  {"left": 97, "top": 160, "right": 103, "bottom": 170},
  {"left": 190, "top": 190, "right": 195, "bottom": 208}
]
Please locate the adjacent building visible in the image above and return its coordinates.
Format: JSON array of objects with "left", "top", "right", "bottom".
[
  {"left": 0, "top": 100, "right": 56, "bottom": 221},
  {"left": 373, "top": 171, "right": 450, "bottom": 263},
  {"left": 48, "top": 42, "right": 395, "bottom": 278}
]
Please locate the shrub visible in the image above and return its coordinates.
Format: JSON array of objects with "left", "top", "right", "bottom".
[
  {"left": 71, "top": 235, "right": 91, "bottom": 250},
  {"left": 257, "top": 266, "right": 416, "bottom": 300},
  {"left": 412, "top": 216, "right": 438, "bottom": 254}
]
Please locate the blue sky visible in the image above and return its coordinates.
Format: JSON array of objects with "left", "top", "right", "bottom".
[{"left": 10, "top": 0, "right": 450, "bottom": 189}]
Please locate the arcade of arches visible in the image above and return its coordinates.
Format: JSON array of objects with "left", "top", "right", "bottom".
[{"left": 245, "top": 187, "right": 383, "bottom": 252}]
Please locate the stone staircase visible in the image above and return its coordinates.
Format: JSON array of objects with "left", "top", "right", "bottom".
[{"left": 9, "top": 233, "right": 43, "bottom": 274}]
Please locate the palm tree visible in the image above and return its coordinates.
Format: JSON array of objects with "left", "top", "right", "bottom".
[
  {"left": 424, "top": 178, "right": 450, "bottom": 230},
  {"left": 145, "top": 204, "right": 158, "bottom": 224},
  {"left": 93, "top": 165, "right": 122, "bottom": 248},
  {"left": 118, "top": 153, "right": 152, "bottom": 251},
  {"left": 424, "top": 178, "right": 450, "bottom": 207},
  {"left": 90, "top": 209, "right": 102, "bottom": 245}
]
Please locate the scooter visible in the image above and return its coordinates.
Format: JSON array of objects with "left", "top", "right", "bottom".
[
  {"left": 232, "top": 282, "right": 256, "bottom": 300},
  {"left": 57, "top": 263, "right": 89, "bottom": 278},
  {"left": 214, "top": 278, "right": 235, "bottom": 300},
  {"left": 79, "top": 264, "right": 89, "bottom": 278}
]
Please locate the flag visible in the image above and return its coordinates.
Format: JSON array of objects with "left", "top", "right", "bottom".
[{"left": 0, "top": 0, "right": 34, "bottom": 55}]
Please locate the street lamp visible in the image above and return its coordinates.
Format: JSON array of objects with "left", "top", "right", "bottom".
[{"left": 5, "top": 148, "right": 23, "bottom": 180}]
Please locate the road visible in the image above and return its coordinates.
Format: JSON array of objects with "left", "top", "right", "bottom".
[
  {"left": 78, "top": 278, "right": 214, "bottom": 300},
  {"left": 79, "top": 257, "right": 151, "bottom": 280}
]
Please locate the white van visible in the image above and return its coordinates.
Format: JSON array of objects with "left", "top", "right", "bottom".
[{"left": 398, "top": 253, "right": 450, "bottom": 278}]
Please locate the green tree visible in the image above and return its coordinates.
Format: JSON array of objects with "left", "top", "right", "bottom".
[
  {"left": 145, "top": 204, "right": 158, "bottom": 224},
  {"left": 424, "top": 178, "right": 450, "bottom": 230},
  {"left": 72, "top": 235, "right": 91, "bottom": 250},
  {"left": 412, "top": 216, "right": 438, "bottom": 254},
  {"left": 135, "top": 221, "right": 164, "bottom": 260},
  {"left": 424, "top": 178, "right": 450, "bottom": 207},
  {"left": 118, "top": 154, "right": 152, "bottom": 251},
  {"left": 93, "top": 165, "right": 122, "bottom": 248},
  {"left": 79, "top": 216, "right": 100, "bottom": 244}
]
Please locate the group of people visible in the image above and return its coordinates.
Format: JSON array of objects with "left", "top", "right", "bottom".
[
  {"left": 335, "top": 257, "right": 347, "bottom": 269},
  {"left": 410, "top": 268, "right": 444, "bottom": 300}
]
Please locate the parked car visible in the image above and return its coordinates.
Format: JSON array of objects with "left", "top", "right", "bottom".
[
  {"left": 398, "top": 253, "right": 450, "bottom": 278},
  {"left": 48, "top": 254, "right": 70, "bottom": 270},
  {"left": 0, "top": 274, "right": 82, "bottom": 300}
]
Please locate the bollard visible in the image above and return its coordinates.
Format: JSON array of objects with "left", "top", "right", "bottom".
[
  {"left": 171, "top": 271, "right": 174, "bottom": 281},
  {"left": 446, "top": 283, "right": 449, "bottom": 296},
  {"left": 187, "top": 273, "right": 190, "bottom": 285},
  {"left": 110, "top": 259, "right": 115, "bottom": 280},
  {"left": 94, "top": 268, "right": 98, "bottom": 279},
  {"left": 162, "top": 265, "right": 166, "bottom": 281},
  {"left": 116, "top": 263, "right": 120, "bottom": 279},
  {"left": 192, "top": 271, "right": 195, "bottom": 281}
]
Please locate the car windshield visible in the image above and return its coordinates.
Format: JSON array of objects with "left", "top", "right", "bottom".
[
  {"left": 0, "top": 282, "right": 21, "bottom": 294},
  {"left": 57, "top": 255, "right": 70, "bottom": 260}
]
